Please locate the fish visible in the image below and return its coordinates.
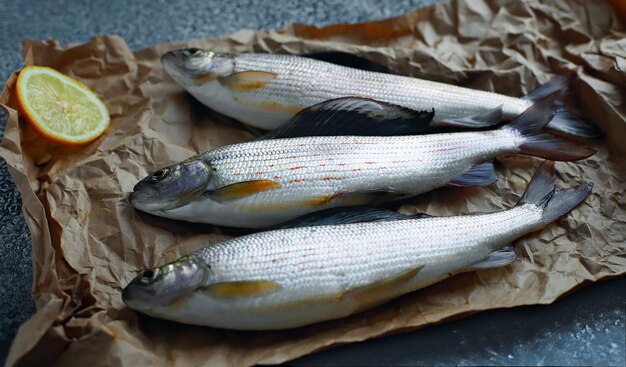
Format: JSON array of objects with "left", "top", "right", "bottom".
[
  {"left": 128, "top": 94, "right": 594, "bottom": 228},
  {"left": 161, "top": 48, "right": 599, "bottom": 138},
  {"left": 122, "top": 161, "right": 592, "bottom": 330}
]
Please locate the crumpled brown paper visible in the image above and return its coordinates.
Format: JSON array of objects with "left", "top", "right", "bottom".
[{"left": 1, "top": 0, "right": 625, "bottom": 366}]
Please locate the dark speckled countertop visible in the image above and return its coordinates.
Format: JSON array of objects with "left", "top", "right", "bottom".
[{"left": 0, "top": 1, "right": 624, "bottom": 366}]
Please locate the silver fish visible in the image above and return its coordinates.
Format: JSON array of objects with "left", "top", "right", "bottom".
[
  {"left": 128, "top": 97, "right": 594, "bottom": 228},
  {"left": 161, "top": 48, "right": 597, "bottom": 138},
  {"left": 122, "top": 161, "right": 592, "bottom": 330}
]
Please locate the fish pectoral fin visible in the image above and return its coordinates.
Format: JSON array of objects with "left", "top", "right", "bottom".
[
  {"left": 259, "top": 97, "right": 435, "bottom": 140},
  {"left": 334, "top": 189, "right": 408, "bottom": 207},
  {"left": 342, "top": 266, "right": 423, "bottom": 305},
  {"left": 431, "top": 105, "right": 503, "bottom": 129},
  {"left": 210, "top": 180, "right": 281, "bottom": 203},
  {"left": 447, "top": 161, "right": 497, "bottom": 187},
  {"left": 218, "top": 71, "right": 278, "bottom": 91},
  {"left": 193, "top": 72, "right": 219, "bottom": 84},
  {"left": 205, "top": 280, "right": 281, "bottom": 299},
  {"left": 274, "top": 206, "right": 415, "bottom": 229},
  {"left": 463, "top": 245, "right": 517, "bottom": 271}
]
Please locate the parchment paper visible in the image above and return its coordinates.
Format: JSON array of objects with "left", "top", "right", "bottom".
[{"left": 1, "top": 0, "right": 625, "bottom": 366}]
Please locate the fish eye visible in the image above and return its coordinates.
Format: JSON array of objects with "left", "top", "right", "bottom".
[
  {"left": 139, "top": 268, "right": 158, "bottom": 285},
  {"left": 151, "top": 168, "right": 169, "bottom": 181},
  {"left": 183, "top": 48, "right": 202, "bottom": 57}
]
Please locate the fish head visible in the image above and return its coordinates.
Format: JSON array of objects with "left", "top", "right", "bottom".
[
  {"left": 161, "top": 47, "right": 234, "bottom": 86},
  {"left": 129, "top": 156, "right": 214, "bottom": 213},
  {"left": 122, "top": 256, "right": 211, "bottom": 312}
]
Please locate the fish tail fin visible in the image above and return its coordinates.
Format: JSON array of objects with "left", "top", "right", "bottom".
[
  {"left": 517, "top": 161, "right": 592, "bottom": 224},
  {"left": 522, "top": 74, "right": 571, "bottom": 103},
  {"left": 522, "top": 71, "right": 600, "bottom": 139},
  {"left": 505, "top": 92, "right": 596, "bottom": 161},
  {"left": 547, "top": 101, "right": 601, "bottom": 139}
]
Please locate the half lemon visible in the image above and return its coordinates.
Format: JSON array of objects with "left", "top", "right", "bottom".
[{"left": 16, "top": 66, "right": 110, "bottom": 146}]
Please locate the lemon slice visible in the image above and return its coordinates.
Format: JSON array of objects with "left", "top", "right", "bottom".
[{"left": 16, "top": 66, "right": 110, "bottom": 146}]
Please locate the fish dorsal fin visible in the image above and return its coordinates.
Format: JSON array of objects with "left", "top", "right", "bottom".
[
  {"left": 413, "top": 212, "right": 435, "bottom": 219},
  {"left": 301, "top": 51, "right": 394, "bottom": 74},
  {"left": 210, "top": 180, "right": 281, "bottom": 203},
  {"left": 218, "top": 71, "right": 278, "bottom": 91},
  {"left": 334, "top": 188, "right": 408, "bottom": 207},
  {"left": 259, "top": 97, "right": 435, "bottom": 139},
  {"left": 205, "top": 280, "right": 281, "bottom": 299},
  {"left": 431, "top": 105, "right": 503, "bottom": 129},
  {"left": 447, "top": 161, "right": 497, "bottom": 187},
  {"left": 463, "top": 245, "right": 517, "bottom": 271},
  {"left": 275, "top": 206, "right": 414, "bottom": 229},
  {"left": 342, "top": 266, "right": 423, "bottom": 306}
]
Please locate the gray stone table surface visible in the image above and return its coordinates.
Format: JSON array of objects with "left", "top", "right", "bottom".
[{"left": 0, "top": 0, "right": 624, "bottom": 366}]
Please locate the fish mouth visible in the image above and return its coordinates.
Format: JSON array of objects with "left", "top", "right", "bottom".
[
  {"left": 161, "top": 51, "right": 192, "bottom": 84},
  {"left": 121, "top": 283, "right": 137, "bottom": 307},
  {"left": 128, "top": 189, "right": 196, "bottom": 215},
  {"left": 128, "top": 190, "right": 148, "bottom": 209},
  {"left": 160, "top": 51, "right": 177, "bottom": 69},
  {"left": 122, "top": 287, "right": 164, "bottom": 315},
  {"left": 128, "top": 191, "right": 174, "bottom": 213},
  {"left": 122, "top": 279, "right": 152, "bottom": 311}
]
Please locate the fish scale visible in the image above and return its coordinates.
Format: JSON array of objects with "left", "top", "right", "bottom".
[
  {"left": 197, "top": 206, "right": 538, "bottom": 287},
  {"left": 209, "top": 131, "right": 511, "bottom": 185},
  {"left": 229, "top": 53, "right": 531, "bottom": 124},
  {"left": 155, "top": 130, "right": 520, "bottom": 227},
  {"left": 149, "top": 204, "right": 544, "bottom": 329},
  {"left": 162, "top": 49, "right": 598, "bottom": 139}
]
